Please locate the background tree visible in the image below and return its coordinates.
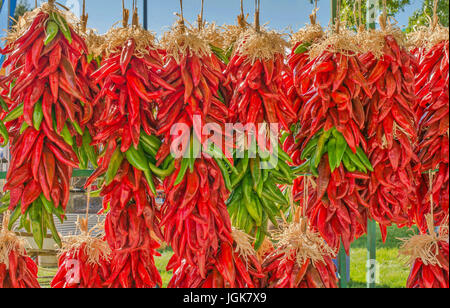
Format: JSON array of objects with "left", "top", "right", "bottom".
[
  {"left": 407, "top": 0, "right": 449, "bottom": 31},
  {"left": 13, "top": 0, "right": 31, "bottom": 25},
  {"left": 308, "top": 0, "right": 449, "bottom": 31},
  {"left": 309, "top": 0, "right": 412, "bottom": 29}
]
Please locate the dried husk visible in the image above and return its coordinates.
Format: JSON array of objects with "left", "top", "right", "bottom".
[
  {"left": 83, "top": 29, "right": 105, "bottom": 58},
  {"left": 357, "top": 25, "right": 407, "bottom": 59},
  {"left": 399, "top": 214, "right": 448, "bottom": 267},
  {"left": 0, "top": 214, "right": 27, "bottom": 269},
  {"left": 290, "top": 23, "right": 324, "bottom": 47},
  {"left": 4, "top": 1, "right": 78, "bottom": 46},
  {"left": 256, "top": 238, "right": 274, "bottom": 263},
  {"left": 233, "top": 27, "right": 289, "bottom": 63},
  {"left": 308, "top": 25, "right": 365, "bottom": 60},
  {"left": 222, "top": 14, "right": 250, "bottom": 48},
  {"left": 407, "top": 25, "right": 449, "bottom": 51},
  {"left": 58, "top": 217, "right": 111, "bottom": 266},
  {"left": 160, "top": 20, "right": 212, "bottom": 63},
  {"left": 272, "top": 219, "right": 336, "bottom": 268},
  {"left": 232, "top": 228, "right": 256, "bottom": 260},
  {"left": 102, "top": 25, "right": 157, "bottom": 58},
  {"left": 200, "top": 22, "right": 226, "bottom": 50}
]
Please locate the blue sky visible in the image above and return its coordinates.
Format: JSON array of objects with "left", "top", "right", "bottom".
[{"left": 22, "top": 0, "right": 423, "bottom": 35}]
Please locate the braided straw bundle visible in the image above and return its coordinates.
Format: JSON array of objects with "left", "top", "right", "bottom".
[
  {"left": 0, "top": 214, "right": 26, "bottom": 269},
  {"left": 160, "top": 20, "right": 212, "bottom": 63},
  {"left": 58, "top": 217, "right": 111, "bottom": 266},
  {"left": 233, "top": 27, "right": 289, "bottom": 63},
  {"left": 272, "top": 218, "right": 336, "bottom": 267},
  {"left": 399, "top": 214, "right": 449, "bottom": 267},
  {"left": 4, "top": 0, "right": 78, "bottom": 45}
]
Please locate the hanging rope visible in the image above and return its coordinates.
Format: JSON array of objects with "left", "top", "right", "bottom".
[
  {"left": 334, "top": 0, "right": 341, "bottom": 34},
  {"left": 198, "top": 0, "right": 205, "bottom": 30},
  {"left": 432, "top": 0, "right": 439, "bottom": 30},
  {"left": 81, "top": 0, "right": 88, "bottom": 33},
  {"left": 309, "top": 0, "right": 318, "bottom": 25},
  {"left": 122, "top": 0, "right": 129, "bottom": 28},
  {"left": 132, "top": 0, "right": 139, "bottom": 27},
  {"left": 254, "top": 0, "right": 261, "bottom": 32},
  {"left": 179, "top": 0, "right": 186, "bottom": 31},
  {"left": 379, "top": 0, "right": 388, "bottom": 30},
  {"left": 77, "top": 184, "right": 91, "bottom": 235},
  {"left": 237, "top": 0, "right": 248, "bottom": 29}
]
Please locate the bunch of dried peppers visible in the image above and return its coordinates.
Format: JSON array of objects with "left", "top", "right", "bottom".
[
  {"left": 0, "top": 3, "right": 95, "bottom": 248},
  {"left": 0, "top": 214, "right": 40, "bottom": 288}
]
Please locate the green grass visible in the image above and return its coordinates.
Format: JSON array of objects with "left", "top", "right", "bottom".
[
  {"left": 155, "top": 250, "right": 174, "bottom": 288},
  {"left": 38, "top": 267, "right": 57, "bottom": 288},
  {"left": 348, "top": 225, "right": 417, "bottom": 288},
  {"left": 37, "top": 226, "right": 417, "bottom": 288}
]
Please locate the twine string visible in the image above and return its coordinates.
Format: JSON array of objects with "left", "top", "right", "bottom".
[
  {"left": 432, "top": 0, "right": 439, "bottom": 29},
  {"left": 335, "top": 0, "right": 341, "bottom": 34},
  {"left": 122, "top": 0, "right": 129, "bottom": 28},
  {"left": 198, "top": 0, "right": 205, "bottom": 30},
  {"left": 254, "top": 0, "right": 261, "bottom": 32}
]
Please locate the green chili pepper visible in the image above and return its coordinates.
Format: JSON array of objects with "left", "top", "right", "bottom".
[
  {"left": 149, "top": 160, "right": 175, "bottom": 179},
  {"left": 76, "top": 145, "right": 89, "bottom": 170},
  {"left": 141, "top": 141, "right": 158, "bottom": 159},
  {"left": 277, "top": 160, "right": 295, "bottom": 183},
  {"left": 214, "top": 157, "right": 233, "bottom": 192},
  {"left": 205, "top": 142, "right": 238, "bottom": 174},
  {"left": 294, "top": 42, "right": 312, "bottom": 54},
  {"left": 33, "top": 101, "right": 44, "bottom": 130},
  {"left": 250, "top": 157, "right": 262, "bottom": 192},
  {"left": 313, "top": 129, "right": 332, "bottom": 169},
  {"left": 43, "top": 209, "right": 62, "bottom": 247},
  {"left": 52, "top": 205, "right": 66, "bottom": 224},
  {"left": 19, "top": 122, "right": 29, "bottom": 135},
  {"left": 333, "top": 129, "right": 348, "bottom": 169},
  {"left": 3, "top": 103, "right": 24, "bottom": 123},
  {"left": 174, "top": 158, "right": 189, "bottom": 186},
  {"left": 82, "top": 129, "right": 98, "bottom": 168},
  {"left": 60, "top": 124, "right": 74, "bottom": 146},
  {"left": 328, "top": 137, "right": 337, "bottom": 172},
  {"left": 264, "top": 177, "right": 289, "bottom": 206},
  {"left": 105, "top": 147, "right": 124, "bottom": 185},
  {"left": 356, "top": 147, "right": 374, "bottom": 172},
  {"left": 125, "top": 145, "right": 156, "bottom": 194},
  {"left": 242, "top": 174, "right": 261, "bottom": 224},
  {"left": 260, "top": 197, "right": 279, "bottom": 227},
  {"left": 231, "top": 151, "right": 249, "bottom": 188},
  {"left": 70, "top": 120, "right": 83, "bottom": 136},
  {"left": 125, "top": 144, "right": 150, "bottom": 172},
  {"left": 140, "top": 131, "right": 161, "bottom": 149},
  {"left": 301, "top": 134, "right": 320, "bottom": 160},
  {"left": 51, "top": 12, "right": 72, "bottom": 44},
  {"left": 345, "top": 147, "right": 367, "bottom": 173},
  {"left": 44, "top": 20, "right": 59, "bottom": 45},
  {"left": 30, "top": 202, "right": 44, "bottom": 249},
  {"left": 227, "top": 185, "right": 243, "bottom": 213},
  {"left": 144, "top": 169, "right": 157, "bottom": 196},
  {"left": 0, "top": 120, "right": 9, "bottom": 146},
  {"left": 40, "top": 194, "right": 55, "bottom": 214},
  {"left": 0, "top": 97, "right": 9, "bottom": 112},
  {"left": 342, "top": 152, "right": 357, "bottom": 172},
  {"left": 8, "top": 205, "right": 22, "bottom": 230}
]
